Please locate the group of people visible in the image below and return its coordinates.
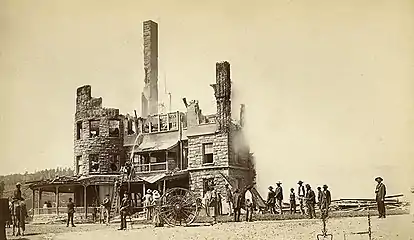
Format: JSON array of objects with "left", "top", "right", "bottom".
[
  {"left": 203, "top": 182, "right": 256, "bottom": 224},
  {"left": 266, "top": 180, "right": 332, "bottom": 219}
]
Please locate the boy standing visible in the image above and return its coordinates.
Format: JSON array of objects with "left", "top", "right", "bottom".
[{"left": 289, "top": 188, "right": 296, "bottom": 214}]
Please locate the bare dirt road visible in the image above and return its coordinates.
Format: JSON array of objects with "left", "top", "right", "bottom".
[{"left": 7, "top": 214, "right": 414, "bottom": 240}]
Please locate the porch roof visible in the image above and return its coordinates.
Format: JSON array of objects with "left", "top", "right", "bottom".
[
  {"left": 136, "top": 170, "right": 189, "bottom": 184},
  {"left": 131, "top": 131, "right": 179, "bottom": 153}
]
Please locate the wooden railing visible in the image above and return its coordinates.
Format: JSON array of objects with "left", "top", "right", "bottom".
[{"left": 133, "top": 162, "right": 167, "bottom": 173}]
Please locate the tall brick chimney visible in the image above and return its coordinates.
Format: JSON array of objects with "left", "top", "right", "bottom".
[
  {"left": 141, "top": 20, "right": 159, "bottom": 117},
  {"left": 211, "top": 61, "right": 231, "bottom": 133}
]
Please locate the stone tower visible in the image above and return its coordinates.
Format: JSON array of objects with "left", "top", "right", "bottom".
[
  {"left": 141, "top": 20, "right": 159, "bottom": 117},
  {"left": 74, "top": 85, "right": 124, "bottom": 176}
]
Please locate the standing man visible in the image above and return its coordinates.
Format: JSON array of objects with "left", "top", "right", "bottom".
[
  {"left": 305, "top": 184, "right": 316, "bottom": 219},
  {"left": 266, "top": 186, "right": 276, "bottom": 214},
  {"left": 209, "top": 184, "right": 218, "bottom": 225},
  {"left": 317, "top": 187, "right": 323, "bottom": 210},
  {"left": 375, "top": 177, "right": 386, "bottom": 218},
  {"left": 13, "top": 183, "right": 24, "bottom": 202},
  {"left": 297, "top": 181, "right": 306, "bottom": 215},
  {"left": 118, "top": 193, "right": 130, "bottom": 230},
  {"left": 19, "top": 201, "right": 27, "bottom": 236},
  {"left": 244, "top": 185, "right": 253, "bottom": 222},
  {"left": 289, "top": 188, "right": 297, "bottom": 214},
  {"left": 320, "top": 184, "right": 331, "bottom": 219},
  {"left": 66, "top": 198, "right": 76, "bottom": 227},
  {"left": 275, "top": 182, "right": 283, "bottom": 214},
  {"left": 232, "top": 188, "right": 242, "bottom": 222},
  {"left": 102, "top": 194, "right": 111, "bottom": 225},
  {"left": 217, "top": 193, "right": 223, "bottom": 215},
  {"left": 225, "top": 184, "right": 233, "bottom": 215}
]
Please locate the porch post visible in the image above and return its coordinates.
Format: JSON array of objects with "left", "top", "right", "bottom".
[
  {"left": 163, "top": 180, "right": 166, "bottom": 195},
  {"left": 38, "top": 189, "right": 42, "bottom": 211},
  {"left": 143, "top": 183, "right": 146, "bottom": 197},
  {"left": 83, "top": 185, "right": 88, "bottom": 218},
  {"left": 55, "top": 186, "right": 60, "bottom": 215},
  {"left": 32, "top": 189, "right": 35, "bottom": 216},
  {"left": 165, "top": 151, "right": 168, "bottom": 171}
]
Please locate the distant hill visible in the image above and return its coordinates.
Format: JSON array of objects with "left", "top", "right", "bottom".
[{"left": 0, "top": 167, "right": 74, "bottom": 209}]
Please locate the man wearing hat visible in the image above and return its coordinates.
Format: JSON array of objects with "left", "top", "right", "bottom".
[
  {"left": 297, "top": 181, "right": 306, "bottom": 215},
  {"left": 375, "top": 177, "right": 386, "bottom": 218},
  {"left": 208, "top": 183, "right": 219, "bottom": 224},
  {"left": 118, "top": 193, "right": 130, "bottom": 230},
  {"left": 13, "top": 183, "right": 24, "bottom": 202},
  {"left": 143, "top": 189, "right": 153, "bottom": 220},
  {"left": 102, "top": 194, "right": 111, "bottom": 225},
  {"left": 317, "top": 187, "right": 323, "bottom": 210},
  {"left": 320, "top": 185, "right": 331, "bottom": 219},
  {"left": 232, "top": 188, "right": 242, "bottom": 222},
  {"left": 304, "top": 184, "right": 316, "bottom": 219},
  {"left": 275, "top": 182, "right": 283, "bottom": 214},
  {"left": 266, "top": 186, "right": 276, "bottom": 214}
]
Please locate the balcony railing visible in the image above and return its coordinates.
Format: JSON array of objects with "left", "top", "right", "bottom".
[{"left": 134, "top": 162, "right": 168, "bottom": 173}]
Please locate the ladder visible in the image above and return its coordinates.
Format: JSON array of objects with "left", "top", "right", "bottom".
[{"left": 110, "top": 171, "right": 125, "bottom": 216}]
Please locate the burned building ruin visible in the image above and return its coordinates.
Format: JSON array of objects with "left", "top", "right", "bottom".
[{"left": 27, "top": 20, "right": 256, "bottom": 218}]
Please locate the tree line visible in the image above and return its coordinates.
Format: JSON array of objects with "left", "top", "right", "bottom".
[{"left": 0, "top": 167, "right": 74, "bottom": 199}]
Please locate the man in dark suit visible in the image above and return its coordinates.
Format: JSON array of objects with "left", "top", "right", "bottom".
[
  {"left": 297, "top": 181, "right": 306, "bottom": 215},
  {"left": 305, "top": 184, "right": 316, "bottom": 219},
  {"left": 375, "top": 177, "right": 386, "bottom": 218},
  {"left": 118, "top": 193, "right": 130, "bottom": 230},
  {"left": 266, "top": 186, "right": 276, "bottom": 214},
  {"left": 320, "top": 185, "right": 331, "bottom": 219},
  {"left": 232, "top": 188, "right": 242, "bottom": 222},
  {"left": 66, "top": 198, "right": 76, "bottom": 227}
]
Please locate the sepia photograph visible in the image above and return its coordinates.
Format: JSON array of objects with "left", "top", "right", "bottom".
[{"left": 0, "top": 0, "right": 413, "bottom": 239}]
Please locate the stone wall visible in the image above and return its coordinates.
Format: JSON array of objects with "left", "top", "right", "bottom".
[
  {"left": 189, "top": 168, "right": 230, "bottom": 199},
  {"left": 187, "top": 132, "right": 230, "bottom": 169},
  {"left": 74, "top": 85, "right": 125, "bottom": 176}
]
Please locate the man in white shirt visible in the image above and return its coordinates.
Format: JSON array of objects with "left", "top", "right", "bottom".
[{"left": 244, "top": 185, "right": 253, "bottom": 222}]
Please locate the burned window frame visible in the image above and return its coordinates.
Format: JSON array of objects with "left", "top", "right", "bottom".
[
  {"left": 109, "top": 119, "right": 120, "bottom": 137},
  {"left": 127, "top": 119, "right": 135, "bottom": 135},
  {"left": 150, "top": 116, "right": 159, "bottom": 132},
  {"left": 76, "top": 121, "right": 82, "bottom": 140},
  {"left": 168, "top": 113, "right": 178, "bottom": 130},
  {"left": 159, "top": 114, "right": 168, "bottom": 131},
  {"left": 89, "top": 120, "right": 100, "bottom": 138},
  {"left": 76, "top": 155, "right": 82, "bottom": 175},
  {"left": 143, "top": 118, "right": 150, "bottom": 133},
  {"left": 202, "top": 143, "right": 214, "bottom": 164},
  {"left": 89, "top": 154, "right": 100, "bottom": 173},
  {"left": 109, "top": 154, "right": 120, "bottom": 172}
]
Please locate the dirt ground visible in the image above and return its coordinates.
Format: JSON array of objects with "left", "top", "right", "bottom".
[{"left": 6, "top": 214, "right": 414, "bottom": 240}]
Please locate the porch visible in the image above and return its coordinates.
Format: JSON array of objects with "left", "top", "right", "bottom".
[{"left": 129, "top": 131, "right": 188, "bottom": 174}]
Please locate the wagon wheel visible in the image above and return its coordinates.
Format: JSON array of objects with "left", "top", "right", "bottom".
[{"left": 158, "top": 187, "right": 199, "bottom": 226}]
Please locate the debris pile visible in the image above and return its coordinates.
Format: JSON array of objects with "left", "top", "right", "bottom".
[{"left": 330, "top": 194, "right": 409, "bottom": 212}]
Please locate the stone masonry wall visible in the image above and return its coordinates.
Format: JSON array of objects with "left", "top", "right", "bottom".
[
  {"left": 74, "top": 85, "right": 125, "bottom": 176},
  {"left": 187, "top": 132, "right": 230, "bottom": 169},
  {"left": 189, "top": 168, "right": 230, "bottom": 199}
]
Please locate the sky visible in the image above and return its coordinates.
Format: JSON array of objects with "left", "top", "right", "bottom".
[{"left": 1, "top": 0, "right": 413, "bottom": 200}]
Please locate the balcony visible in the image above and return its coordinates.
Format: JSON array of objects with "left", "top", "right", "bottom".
[
  {"left": 133, "top": 160, "right": 176, "bottom": 173},
  {"left": 134, "top": 162, "right": 168, "bottom": 173}
]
